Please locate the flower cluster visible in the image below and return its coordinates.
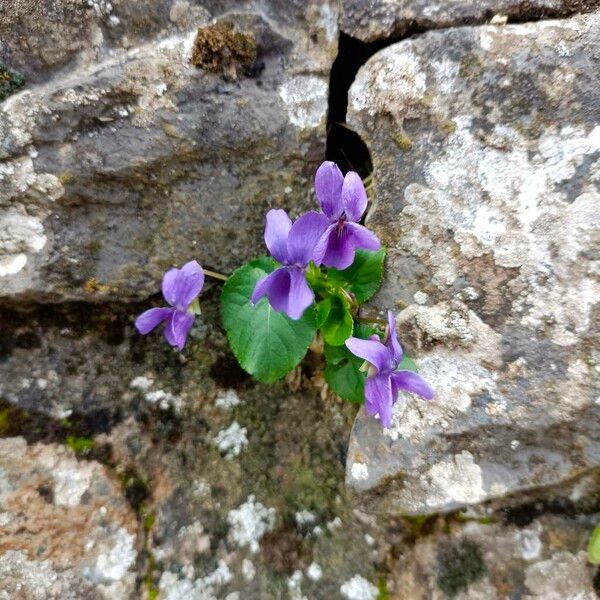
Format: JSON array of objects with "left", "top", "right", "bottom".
[
  {"left": 251, "top": 161, "right": 381, "bottom": 320},
  {"left": 346, "top": 312, "right": 433, "bottom": 427},
  {"left": 134, "top": 161, "right": 434, "bottom": 428}
]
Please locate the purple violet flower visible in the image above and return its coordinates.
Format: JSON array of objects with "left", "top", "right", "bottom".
[
  {"left": 135, "top": 260, "right": 204, "bottom": 350},
  {"left": 345, "top": 311, "right": 434, "bottom": 428},
  {"left": 251, "top": 208, "right": 328, "bottom": 320},
  {"left": 313, "top": 161, "right": 381, "bottom": 270}
]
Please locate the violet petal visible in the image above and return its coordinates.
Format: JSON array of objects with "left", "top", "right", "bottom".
[
  {"left": 391, "top": 370, "right": 435, "bottom": 400},
  {"left": 264, "top": 209, "right": 292, "bottom": 264},
  {"left": 315, "top": 161, "right": 344, "bottom": 220},
  {"left": 346, "top": 222, "right": 381, "bottom": 253},
  {"left": 286, "top": 211, "right": 329, "bottom": 267},
  {"left": 251, "top": 267, "right": 290, "bottom": 314},
  {"left": 165, "top": 310, "right": 194, "bottom": 350},
  {"left": 162, "top": 261, "right": 204, "bottom": 311},
  {"left": 286, "top": 267, "right": 314, "bottom": 320},
  {"left": 365, "top": 374, "right": 394, "bottom": 428},
  {"left": 320, "top": 225, "right": 356, "bottom": 270},
  {"left": 345, "top": 336, "right": 391, "bottom": 373},
  {"left": 342, "top": 171, "right": 368, "bottom": 222},
  {"left": 386, "top": 311, "right": 403, "bottom": 366},
  {"left": 135, "top": 307, "right": 174, "bottom": 335}
]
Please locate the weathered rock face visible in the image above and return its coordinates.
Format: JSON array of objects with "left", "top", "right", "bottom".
[
  {"left": 0, "top": 437, "right": 139, "bottom": 599},
  {"left": 346, "top": 13, "right": 600, "bottom": 516},
  {"left": 340, "top": 0, "right": 600, "bottom": 42},
  {"left": 0, "top": 0, "right": 337, "bottom": 302},
  {"left": 387, "top": 513, "right": 599, "bottom": 599}
]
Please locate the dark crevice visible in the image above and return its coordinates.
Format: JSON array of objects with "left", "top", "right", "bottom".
[{"left": 326, "top": 32, "right": 391, "bottom": 178}]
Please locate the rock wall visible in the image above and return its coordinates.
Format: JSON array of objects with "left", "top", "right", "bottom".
[{"left": 1, "top": 1, "right": 599, "bottom": 599}]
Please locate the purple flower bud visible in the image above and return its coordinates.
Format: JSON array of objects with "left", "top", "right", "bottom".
[
  {"left": 251, "top": 209, "right": 328, "bottom": 319},
  {"left": 313, "top": 161, "right": 381, "bottom": 270},
  {"left": 345, "top": 311, "right": 434, "bottom": 427},
  {"left": 135, "top": 260, "right": 204, "bottom": 350}
]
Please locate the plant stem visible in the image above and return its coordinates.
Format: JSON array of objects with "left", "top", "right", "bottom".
[
  {"left": 355, "top": 314, "right": 387, "bottom": 326},
  {"left": 203, "top": 269, "right": 228, "bottom": 282}
]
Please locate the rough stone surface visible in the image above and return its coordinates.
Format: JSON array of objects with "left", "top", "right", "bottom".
[
  {"left": 2, "top": 2, "right": 600, "bottom": 599},
  {"left": 0, "top": 437, "right": 138, "bottom": 599},
  {"left": 340, "top": 0, "right": 600, "bottom": 42},
  {"left": 0, "top": 0, "right": 337, "bottom": 302},
  {"left": 346, "top": 13, "right": 600, "bottom": 516},
  {"left": 386, "top": 513, "right": 599, "bottom": 599}
]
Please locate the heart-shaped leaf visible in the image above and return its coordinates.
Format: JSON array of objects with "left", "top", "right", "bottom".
[{"left": 221, "top": 257, "right": 316, "bottom": 383}]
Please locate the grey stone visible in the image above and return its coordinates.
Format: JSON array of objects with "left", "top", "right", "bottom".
[
  {"left": 385, "top": 513, "right": 598, "bottom": 599},
  {"left": 0, "top": 437, "right": 138, "bottom": 599},
  {"left": 346, "top": 13, "right": 600, "bottom": 516},
  {"left": 0, "top": 1, "right": 338, "bottom": 302},
  {"left": 340, "top": 0, "right": 600, "bottom": 42}
]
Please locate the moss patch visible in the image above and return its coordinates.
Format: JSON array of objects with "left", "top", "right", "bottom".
[
  {"left": 191, "top": 21, "right": 257, "bottom": 78},
  {"left": 0, "top": 62, "right": 24, "bottom": 101},
  {"left": 458, "top": 54, "right": 484, "bottom": 79},
  {"left": 436, "top": 539, "right": 486, "bottom": 597},
  {"left": 392, "top": 131, "right": 413, "bottom": 152}
]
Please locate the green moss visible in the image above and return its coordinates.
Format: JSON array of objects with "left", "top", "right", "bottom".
[
  {"left": 403, "top": 514, "right": 437, "bottom": 538},
  {"left": 0, "top": 63, "right": 24, "bottom": 102},
  {"left": 440, "top": 121, "right": 457, "bottom": 136},
  {"left": 59, "top": 171, "right": 75, "bottom": 185},
  {"left": 392, "top": 131, "right": 413, "bottom": 152},
  {"left": 458, "top": 54, "right": 484, "bottom": 79},
  {"left": 437, "top": 539, "right": 486, "bottom": 597},
  {"left": 377, "top": 578, "right": 391, "bottom": 600},
  {"left": 191, "top": 21, "right": 257, "bottom": 76},
  {"left": 143, "top": 511, "right": 156, "bottom": 534},
  {"left": 0, "top": 407, "right": 10, "bottom": 435},
  {"left": 66, "top": 435, "right": 94, "bottom": 457},
  {"left": 85, "top": 239, "right": 103, "bottom": 255}
]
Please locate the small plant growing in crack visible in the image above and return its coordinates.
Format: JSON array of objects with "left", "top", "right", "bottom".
[{"left": 134, "top": 161, "right": 434, "bottom": 427}]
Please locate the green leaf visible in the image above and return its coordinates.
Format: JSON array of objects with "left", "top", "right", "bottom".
[
  {"left": 327, "top": 248, "right": 386, "bottom": 304},
  {"left": 324, "top": 325, "right": 378, "bottom": 404},
  {"left": 316, "top": 294, "right": 354, "bottom": 346},
  {"left": 588, "top": 522, "right": 600, "bottom": 564},
  {"left": 398, "top": 355, "right": 418, "bottom": 373},
  {"left": 220, "top": 257, "right": 317, "bottom": 383}
]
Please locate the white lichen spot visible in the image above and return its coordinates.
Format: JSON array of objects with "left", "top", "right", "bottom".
[
  {"left": 214, "top": 421, "right": 248, "bottom": 459},
  {"left": 130, "top": 375, "right": 154, "bottom": 391},
  {"left": 50, "top": 462, "right": 95, "bottom": 507},
  {"left": 340, "top": 575, "right": 378, "bottom": 600},
  {"left": 82, "top": 527, "right": 136, "bottom": 583},
  {"left": 317, "top": 3, "right": 338, "bottom": 43},
  {"left": 241, "top": 558, "right": 255, "bottom": 581},
  {"left": 350, "top": 462, "right": 368, "bottom": 481},
  {"left": 515, "top": 524, "right": 542, "bottom": 561},
  {"left": 413, "top": 290, "right": 428, "bottom": 305},
  {"left": 295, "top": 510, "right": 316, "bottom": 527},
  {"left": 227, "top": 495, "right": 275, "bottom": 553},
  {"left": 279, "top": 76, "right": 328, "bottom": 129},
  {"left": 0, "top": 253, "right": 27, "bottom": 276},
  {"left": 425, "top": 451, "right": 485, "bottom": 508},
  {"left": 0, "top": 212, "right": 47, "bottom": 277},
  {"left": 326, "top": 516, "right": 342, "bottom": 532},
  {"left": 215, "top": 389, "right": 242, "bottom": 409},
  {"left": 145, "top": 389, "right": 179, "bottom": 410},
  {"left": 159, "top": 560, "right": 232, "bottom": 600},
  {"left": 307, "top": 563, "right": 322, "bottom": 582},
  {"left": 556, "top": 40, "right": 571, "bottom": 57}
]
